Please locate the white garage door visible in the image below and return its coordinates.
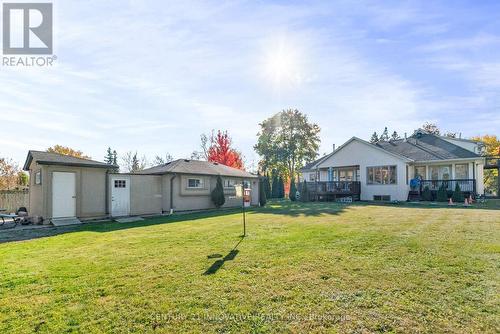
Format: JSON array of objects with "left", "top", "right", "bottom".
[{"left": 52, "top": 172, "right": 76, "bottom": 218}]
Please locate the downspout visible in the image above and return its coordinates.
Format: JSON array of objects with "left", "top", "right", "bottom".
[{"left": 169, "top": 173, "right": 177, "bottom": 214}]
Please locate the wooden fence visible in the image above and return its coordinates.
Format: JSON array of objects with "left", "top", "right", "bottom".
[{"left": 0, "top": 190, "right": 29, "bottom": 213}]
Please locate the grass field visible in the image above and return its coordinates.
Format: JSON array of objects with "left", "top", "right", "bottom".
[{"left": 1, "top": 201, "right": 499, "bottom": 333}]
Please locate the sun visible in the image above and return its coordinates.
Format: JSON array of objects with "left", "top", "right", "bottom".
[{"left": 261, "top": 36, "right": 304, "bottom": 90}]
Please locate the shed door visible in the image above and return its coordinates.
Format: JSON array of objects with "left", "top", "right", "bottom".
[
  {"left": 111, "top": 177, "right": 130, "bottom": 217},
  {"left": 52, "top": 172, "right": 76, "bottom": 218}
]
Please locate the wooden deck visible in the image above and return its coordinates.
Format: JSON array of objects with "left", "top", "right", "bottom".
[{"left": 303, "top": 181, "right": 361, "bottom": 201}]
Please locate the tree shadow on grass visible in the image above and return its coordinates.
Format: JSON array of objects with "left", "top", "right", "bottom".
[
  {"left": 204, "top": 236, "right": 244, "bottom": 275},
  {"left": 0, "top": 208, "right": 246, "bottom": 244},
  {"left": 256, "top": 200, "right": 350, "bottom": 217}
]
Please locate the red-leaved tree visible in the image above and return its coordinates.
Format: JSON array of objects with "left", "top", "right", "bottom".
[{"left": 207, "top": 130, "right": 244, "bottom": 169}]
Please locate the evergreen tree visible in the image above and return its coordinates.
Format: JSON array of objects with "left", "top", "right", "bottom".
[
  {"left": 264, "top": 173, "right": 272, "bottom": 199},
  {"left": 112, "top": 150, "right": 118, "bottom": 165},
  {"left": 436, "top": 183, "right": 448, "bottom": 202},
  {"left": 278, "top": 176, "right": 285, "bottom": 198},
  {"left": 259, "top": 177, "right": 267, "bottom": 207},
  {"left": 391, "top": 131, "right": 401, "bottom": 141},
  {"left": 452, "top": 183, "right": 465, "bottom": 203},
  {"left": 289, "top": 179, "right": 297, "bottom": 201},
  {"left": 380, "top": 127, "right": 389, "bottom": 141},
  {"left": 104, "top": 147, "right": 114, "bottom": 164},
  {"left": 211, "top": 175, "right": 226, "bottom": 208},
  {"left": 370, "top": 132, "right": 379, "bottom": 143},
  {"left": 271, "top": 172, "right": 279, "bottom": 198},
  {"left": 300, "top": 180, "right": 310, "bottom": 202}
]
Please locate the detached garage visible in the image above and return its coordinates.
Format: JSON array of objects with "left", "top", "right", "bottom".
[{"left": 23, "top": 151, "right": 259, "bottom": 224}]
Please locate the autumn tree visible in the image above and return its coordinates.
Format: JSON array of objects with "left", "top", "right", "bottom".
[
  {"left": 207, "top": 130, "right": 244, "bottom": 169},
  {"left": 471, "top": 134, "right": 500, "bottom": 195},
  {"left": 47, "top": 145, "right": 91, "bottom": 159},
  {"left": 0, "top": 158, "right": 19, "bottom": 190},
  {"left": 254, "top": 109, "right": 320, "bottom": 181}
]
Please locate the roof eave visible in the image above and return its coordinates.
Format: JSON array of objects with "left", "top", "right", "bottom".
[{"left": 36, "top": 161, "right": 118, "bottom": 169}]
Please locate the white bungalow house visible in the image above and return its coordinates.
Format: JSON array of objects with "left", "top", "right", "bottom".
[{"left": 300, "top": 130, "right": 486, "bottom": 202}]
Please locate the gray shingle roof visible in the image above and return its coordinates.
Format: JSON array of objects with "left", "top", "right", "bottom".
[
  {"left": 23, "top": 150, "right": 117, "bottom": 170},
  {"left": 375, "top": 133, "right": 480, "bottom": 161},
  {"left": 137, "top": 159, "right": 258, "bottom": 178},
  {"left": 301, "top": 154, "right": 332, "bottom": 171}
]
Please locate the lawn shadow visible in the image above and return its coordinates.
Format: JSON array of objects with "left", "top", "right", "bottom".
[
  {"left": 354, "top": 200, "right": 500, "bottom": 211},
  {"left": 204, "top": 237, "right": 244, "bottom": 275},
  {"left": 0, "top": 208, "right": 245, "bottom": 244},
  {"left": 256, "top": 200, "right": 350, "bottom": 217}
]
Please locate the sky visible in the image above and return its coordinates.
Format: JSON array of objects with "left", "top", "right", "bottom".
[{"left": 1, "top": 0, "right": 500, "bottom": 170}]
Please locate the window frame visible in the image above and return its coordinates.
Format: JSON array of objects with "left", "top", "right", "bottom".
[
  {"left": 34, "top": 170, "right": 42, "bottom": 185},
  {"left": 187, "top": 178, "right": 204, "bottom": 189},
  {"left": 454, "top": 163, "right": 469, "bottom": 179},
  {"left": 366, "top": 165, "right": 398, "bottom": 185},
  {"left": 114, "top": 180, "right": 127, "bottom": 188}
]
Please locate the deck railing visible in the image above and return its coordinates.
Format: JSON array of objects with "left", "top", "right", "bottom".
[
  {"left": 419, "top": 179, "right": 476, "bottom": 193},
  {"left": 305, "top": 181, "right": 361, "bottom": 195}
]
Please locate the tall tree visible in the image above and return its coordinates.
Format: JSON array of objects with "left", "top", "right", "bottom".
[
  {"left": 104, "top": 147, "right": 115, "bottom": 164},
  {"left": 47, "top": 145, "right": 91, "bottom": 159},
  {"left": 422, "top": 122, "right": 441, "bottom": 135},
  {"left": 254, "top": 109, "right": 320, "bottom": 180},
  {"left": 264, "top": 173, "right": 272, "bottom": 199},
  {"left": 153, "top": 153, "right": 174, "bottom": 165},
  {"left": 112, "top": 150, "right": 118, "bottom": 165},
  {"left": 370, "top": 132, "right": 379, "bottom": 143},
  {"left": 471, "top": 134, "right": 500, "bottom": 195},
  {"left": 207, "top": 130, "right": 244, "bottom": 169},
  {"left": 379, "top": 127, "right": 389, "bottom": 141}
]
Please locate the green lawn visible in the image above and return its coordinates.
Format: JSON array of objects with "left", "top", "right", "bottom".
[{"left": 1, "top": 201, "right": 499, "bottom": 333}]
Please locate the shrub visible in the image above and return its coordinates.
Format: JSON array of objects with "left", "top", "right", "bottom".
[
  {"left": 452, "top": 183, "right": 465, "bottom": 203},
  {"left": 259, "top": 177, "right": 267, "bottom": 207},
  {"left": 300, "top": 180, "right": 310, "bottom": 202},
  {"left": 421, "top": 186, "right": 432, "bottom": 201},
  {"left": 211, "top": 175, "right": 225, "bottom": 208},
  {"left": 289, "top": 179, "right": 297, "bottom": 201},
  {"left": 436, "top": 183, "right": 448, "bottom": 202}
]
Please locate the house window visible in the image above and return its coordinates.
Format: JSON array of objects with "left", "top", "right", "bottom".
[
  {"left": 367, "top": 166, "right": 397, "bottom": 185},
  {"left": 429, "top": 165, "right": 452, "bottom": 180},
  {"left": 187, "top": 178, "right": 203, "bottom": 188},
  {"left": 224, "top": 179, "right": 236, "bottom": 188},
  {"left": 309, "top": 173, "right": 316, "bottom": 182},
  {"left": 114, "top": 180, "right": 126, "bottom": 188},
  {"left": 455, "top": 164, "right": 469, "bottom": 179},
  {"left": 34, "top": 171, "right": 41, "bottom": 185},
  {"left": 415, "top": 166, "right": 426, "bottom": 179}
]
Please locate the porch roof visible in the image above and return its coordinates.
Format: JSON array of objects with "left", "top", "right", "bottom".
[{"left": 376, "top": 133, "right": 480, "bottom": 162}]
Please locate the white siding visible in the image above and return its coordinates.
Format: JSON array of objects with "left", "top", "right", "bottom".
[{"left": 317, "top": 139, "right": 410, "bottom": 201}]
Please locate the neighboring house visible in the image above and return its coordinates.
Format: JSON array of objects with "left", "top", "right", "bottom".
[
  {"left": 23, "top": 151, "right": 259, "bottom": 222},
  {"left": 300, "top": 130, "right": 486, "bottom": 202}
]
